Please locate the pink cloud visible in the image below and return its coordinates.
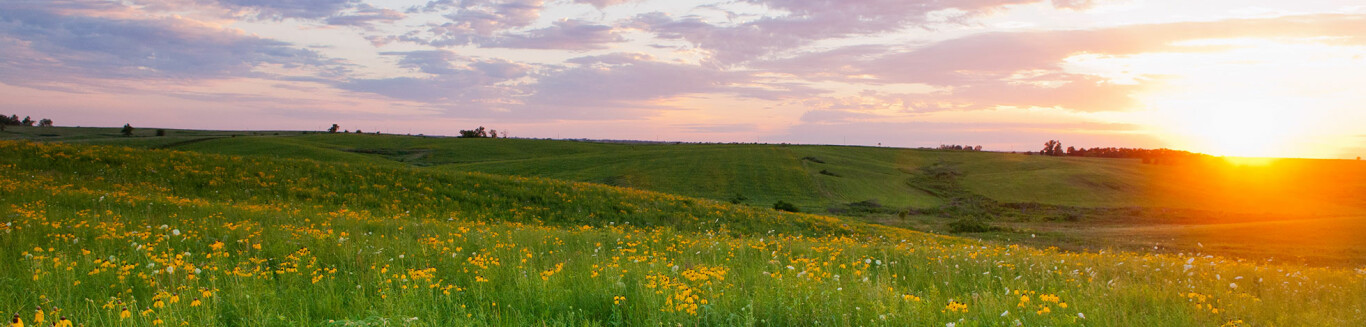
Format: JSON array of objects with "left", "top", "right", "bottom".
[{"left": 758, "top": 14, "right": 1366, "bottom": 112}]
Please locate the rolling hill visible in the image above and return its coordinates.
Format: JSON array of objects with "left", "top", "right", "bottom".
[
  {"left": 1, "top": 139, "right": 1364, "bottom": 326},
  {"left": 8, "top": 126, "right": 1363, "bottom": 216}
]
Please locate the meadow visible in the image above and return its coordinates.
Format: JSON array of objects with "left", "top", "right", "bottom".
[
  {"left": 2, "top": 140, "right": 1366, "bottom": 326},
  {"left": 9, "top": 127, "right": 1366, "bottom": 267}
]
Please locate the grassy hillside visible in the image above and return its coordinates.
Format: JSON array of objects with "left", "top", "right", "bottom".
[
  {"left": 7, "top": 126, "right": 1366, "bottom": 216},
  {"left": 1, "top": 140, "right": 1365, "bottom": 326}
]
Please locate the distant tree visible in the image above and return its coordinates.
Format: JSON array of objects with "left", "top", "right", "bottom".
[
  {"left": 489, "top": 130, "right": 498, "bottom": 138},
  {"left": 156, "top": 129, "right": 166, "bottom": 136},
  {"left": 355, "top": 129, "right": 363, "bottom": 134},
  {"left": 973, "top": 145, "right": 983, "bottom": 151},
  {"left": 37, "top": 118, "right": 53, "bottom": 127},
  {"left": 121, "top": 124, "right": 134, "bottom": 137},
  {"left": 458, "top": 126, "right": 489, "bottom": 138},
  {"left": 2, "top": 114, "right": 17, "bottom": 125},
  {"left": 21, "top": 116, "right": 33, "bottom": 126},
  {"left": 1041, "top": 140, "right": 1064, "bottom": 156},
  {"left": 328, "top": 124, "right": 339, "bottom": 133}
]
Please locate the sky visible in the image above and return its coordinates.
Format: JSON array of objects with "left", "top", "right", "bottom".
[{"left": 1, "top": 0, "right": 1364, "bottom": 158}]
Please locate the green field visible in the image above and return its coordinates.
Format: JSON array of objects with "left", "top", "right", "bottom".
[
  {"left": 11, "top": 126, "right": 1362, "bottom": 215},
  {"left": 3, "top": 140, "right": 1365, "bottom": 326},
  {"left": 7, "top": 126, "right": 1366, "bottom": 267}
]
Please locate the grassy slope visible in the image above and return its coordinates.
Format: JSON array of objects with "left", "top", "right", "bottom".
[
  {"left": 2, "top": 140, "right": 1364, "bottom": 326},
  {"left": 7, "top": 127, "right": 1365, "bottom": 216}
]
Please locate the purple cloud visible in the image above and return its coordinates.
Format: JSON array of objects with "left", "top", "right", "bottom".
[
  {"left": 326, "top": 3, "right": 405, "bottom": 27},
  {"left": 398, "top": 1, "right": 627, "bottom": 50},
  {"left": 630, "top": 0, "right": 1048, "bottom": 63},
  {"left": 516, "top": 53, "right": 819, "bottom": 119},
  {"left": 575, "top": 0, "right": 636, "bottom": 9},
  {"left": 339, "top": 50, "right": 528, "bottom": 103},
  {"left": 490, "top": 19, "right": 625, "bottom": 50},
  {"left": 756, "top": 14, "right": 1366, "bottom": 112},
  {"left": 213, "top": 0, "right": 358, "bottom": 19},
  {"left": 0, "top": 2, "right": 341, "bottom": 88}
]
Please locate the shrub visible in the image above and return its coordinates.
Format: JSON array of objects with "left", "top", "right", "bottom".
[
  {"left": 801, "top": 156, "right": 825, "bottom": 164},
  {"left": 948, "top": 219, "right": 1002, "bottom": 233},
  {"left": 819, "top": 169, "right": 840, "bottom": 177},
  {"left": 773, "top": 200, "right": 799, "bottom": 213}
]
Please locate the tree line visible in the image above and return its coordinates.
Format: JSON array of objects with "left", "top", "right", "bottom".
[
  {"left": 0, "top": 114, "right": 54, "bottom": 130},
  {"left": 937, "top": 144, "right": 984, "bottom": 151},
  {"left": 1039, "top": 140, "right": 1207, "bottom": 164},
  {"left": 325, "top": 124, "right": 504, "bottom": 138}
]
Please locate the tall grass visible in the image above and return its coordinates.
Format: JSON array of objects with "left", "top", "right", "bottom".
[{"left": 1, "top": 140, "right": 1363, "bottom": 326}]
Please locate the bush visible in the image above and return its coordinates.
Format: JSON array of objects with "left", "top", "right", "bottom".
[
  {"left": 728, "top": 193, "right": 748, "bottom": 204},
  {"left": 801, "top": 156, "right": 825, "bottom": 164},
  {"left": 948, "top": 219, "right": 1002, "bottom": 233},
  {"left": 818, "top": 169, "right": 840, "bottom": 177},
  {"left": 772, "top": 200, "right": 799, "bottom": 213},
  {"left": 156, "top": 129, "right": 166, "bottom": 137}
]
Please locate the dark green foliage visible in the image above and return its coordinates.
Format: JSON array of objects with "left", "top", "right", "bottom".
[
  {"left": 729, "top": 193, "right": 748, "bottom": 204},
  {"left": 773, "top": 200, "right": 799, "bottom": 213},
  {"left": 120, "top": 124, "right": 134, "bottom": 136},
  {"left": 801, "top": 156, "right": 825, "bottom": 164},
  {"left": 818, "top": 169, "right": 840, "bottom": 177},
  {"left": 156, "top": 129, "right": 166, "bottom": 136},
  {"left": 827, "top": 199, "right": 890, "bottom": 215},
  {"left": 459, "top": 126, "right": 490, "bottom": 138},
  {"left": 948, "top": 218, "right": 1002, "bottom": 233}
]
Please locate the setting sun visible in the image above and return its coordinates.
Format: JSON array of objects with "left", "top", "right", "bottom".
[{"left": 1169, "top": 103, "right": 1297, "bottom": 158}]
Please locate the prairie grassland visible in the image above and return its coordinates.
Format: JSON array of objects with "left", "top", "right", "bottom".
[{"left": 2, "top": 140, "right": 1364, "bottom": 326}]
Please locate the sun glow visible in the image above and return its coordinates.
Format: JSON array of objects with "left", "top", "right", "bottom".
[
  {"left": 1168, "top": 102, "right": 1300, "bottom": 158},
  {"left": 1064, "top": 38, "right": 1366, "bottom": 159}
]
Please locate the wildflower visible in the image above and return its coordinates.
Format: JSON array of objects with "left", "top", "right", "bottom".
[
  {"left": 10, "top": 314, "right": 22, "bottom": 327},
  {"left": 614, "top": 295, "right": 626, "bottom": 305},
  {"left": 190, "top": 298, "right": 201, "bottom": 307},
  {"left": 153, "top": 299, "right": 164, "bottom": 308},
  {"left": 33, "top": 307, "right": 43, "bottom": 325},
  {"left": 119, "top": 308, "right": 130, "bottom": 320},
  {"left": 56, "top": 317, "right": 72, "bottom": 327},
  {"left": 944, "top": 301, "right": 968, "bottom": 313}
]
